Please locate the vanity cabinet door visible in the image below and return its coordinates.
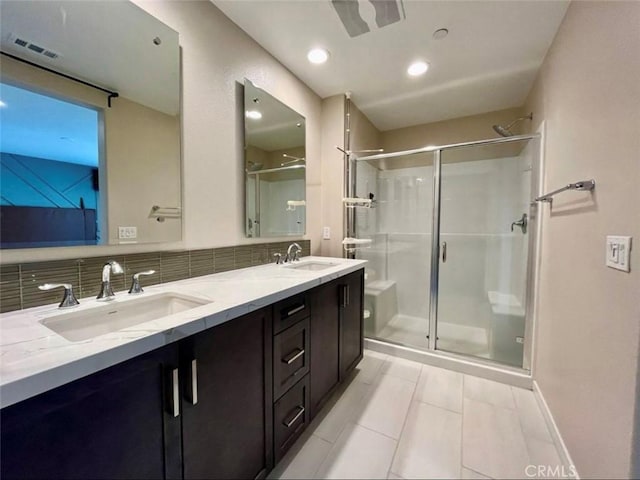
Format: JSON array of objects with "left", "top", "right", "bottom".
[
  {"left": 309, "top": 280, "right": 340, "bottom": 419},
  {"left": 339, "top": 269, "right": 365, "bottom": 379},
  {"left": 180, "top": 307, "right": 273, "bottom": 480},
  {"left": 0, "top": 344, "right": 182, "bottom": 480}
]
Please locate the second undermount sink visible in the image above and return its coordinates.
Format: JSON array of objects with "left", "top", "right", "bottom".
[
  {"left": 40, "top": 292, "right": 210, "bottom": 342},
  {"left": 285, "top": 260, "right": 338, "bottom": 271}
]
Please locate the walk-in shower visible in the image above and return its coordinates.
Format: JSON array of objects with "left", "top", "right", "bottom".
[{"left": 350, "top": 134, "right": 540, "bottom": 371}]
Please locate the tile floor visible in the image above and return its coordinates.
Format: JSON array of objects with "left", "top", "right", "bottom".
[{"left": 268, "top": 350, "right": 564, "bottom": 480}]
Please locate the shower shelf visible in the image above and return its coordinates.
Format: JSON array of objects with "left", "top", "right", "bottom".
[
  {"left": 342, "top": 237, "right": 373, "bottom": 253},
  {"left": 343, "top": 197, "right": 372, "bottom": 208},
  {"left": 286, "top": 200, "right": 306, "bottom": 211}
]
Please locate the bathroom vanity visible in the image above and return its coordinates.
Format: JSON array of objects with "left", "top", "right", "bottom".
[{"left": 0, "top": 257, "right": 364, "bottom": 479}]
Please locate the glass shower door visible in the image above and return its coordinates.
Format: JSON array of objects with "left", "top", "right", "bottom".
[
  {"left": 355, "top": 152, "right": 434, "bottom": 352},
  {"left": 435, "top": 140, "right": 534, "bottom": 367}
]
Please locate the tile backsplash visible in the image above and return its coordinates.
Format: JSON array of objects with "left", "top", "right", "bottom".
[{"left": 0, "top": 240, "right": 311, "bottom": 313}]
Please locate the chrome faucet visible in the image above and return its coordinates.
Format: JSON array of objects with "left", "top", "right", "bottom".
[
  {"left": 38, "top": 283, "right": 80, "bottom": 309},
  {"left": 285, "top": 243, "right": 302, "bottom": 263},
  {"left": 97, "top": 260, "right": 124, "bottom": 301},
  {"left": 128, "top": 270, "right": 155, "bottom": 294}
]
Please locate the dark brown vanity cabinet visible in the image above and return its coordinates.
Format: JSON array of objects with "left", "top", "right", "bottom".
[
  {"left": 0, "top": 308, "right": 273, "bottom": 480},
  {"left": 180, "top": 307, "right": 273, "bottom": 480},
  {"left": 308, "top": 269, "right": 365, "bottom": 419},
  {"left": 271, "top": 294, "right": 311, "bottom": 462},
  {"left": 0, "top": 344, "right": 182, "bottom": 480},
  {"left": 0, "top": 268, "right": 364, "bottom": 480},
  {"left": 339, "top": 269, "right": 365, "bottom": 378}
]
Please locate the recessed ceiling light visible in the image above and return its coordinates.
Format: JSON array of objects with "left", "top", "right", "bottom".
[
  {"left": 433, "top": 28, "right": 449, "bottom": 40},
  {"left": 0, "top": 100, "right": 6, "bottom": 108},
  {"left": 407, "top": 61, "right": 429, "bottom": 77},
  {"left": 245, "top": 110, "right": 262, "bottom": 120},
  {"left": 307, "top": 48, "right": 330, "bottom": 64}
]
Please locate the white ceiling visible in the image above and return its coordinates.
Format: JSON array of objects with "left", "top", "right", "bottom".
[
  {"left": 213, "top": 0, "right": 569, "bottom": 131},
  {"left": 0, "top": 1, "right": 180, "bottom": 115}
]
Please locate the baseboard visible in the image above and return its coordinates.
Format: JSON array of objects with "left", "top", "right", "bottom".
[{"left": 532, "top": 380, "right": 580, "bottom": 479}]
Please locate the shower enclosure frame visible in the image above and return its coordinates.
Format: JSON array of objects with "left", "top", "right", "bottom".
[{"left": 351, "top": 133, "right": 541, "bottom": 373}]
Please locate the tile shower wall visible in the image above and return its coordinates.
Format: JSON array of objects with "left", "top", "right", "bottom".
[{"left": 0, "top": 240, "right": 310, "bottom": 313}]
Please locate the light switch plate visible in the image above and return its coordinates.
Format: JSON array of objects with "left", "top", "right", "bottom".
[
  {"left": 323, "top": 226, "right": 331, "bottom": 240},
  {"left": 606, "top": 235, "right": 631, "bottom": 272}
]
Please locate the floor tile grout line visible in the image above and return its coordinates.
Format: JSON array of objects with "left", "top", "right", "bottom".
[
  {"left": 510, "top": 384, "right": 561, "bottom": 467},
  {"left": 413, "top": 395, "right": 463, "bottom": 416},
  {"left": 385, "top": 360, "right": 419, "bottom": 479},
  {"left": 308, "top": 434, "right": 334, "bottom": 480},
  {"left": 462, "top": 374, "right": 518, "bottom": 411}
]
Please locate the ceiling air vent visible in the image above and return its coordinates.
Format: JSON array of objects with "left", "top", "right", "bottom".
[{"left": 9, "top": 34, "right": 61, "bottom": 60}]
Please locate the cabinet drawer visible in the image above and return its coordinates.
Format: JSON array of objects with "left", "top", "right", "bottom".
[
  {"left": 273, "top": 293, "right": 309, "bottom": 334},
  {"left": 273, "top": 376, "right": 309, "bottom": 463},
  {"left": 274, "top": 318, "right": 310, "bottom": 400}
]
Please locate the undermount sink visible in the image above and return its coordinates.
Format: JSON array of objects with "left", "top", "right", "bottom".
[
  {"left": 285, "top": 260, "right": 338, "bottom": 271},
  {"left": 40, "top": 293, "right": 210, "bottom": 342}
]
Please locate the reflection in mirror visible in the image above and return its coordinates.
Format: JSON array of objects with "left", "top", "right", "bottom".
[
  {"left": 0, "top": 1, "right": 181, "bottom": 249},
  {"left": 244, "top": 79, "right": 306, "bottom": 238}
]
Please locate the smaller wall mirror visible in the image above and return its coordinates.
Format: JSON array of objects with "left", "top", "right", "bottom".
[{"left": 244, "top": 79, "right": 305, "bottom": 238}]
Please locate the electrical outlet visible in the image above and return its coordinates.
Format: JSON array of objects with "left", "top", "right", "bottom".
[
  {"left": 118, "top": 226, "right": 137, "bottom": 240},
  {"left": 323, "top": 226, "right": 331, "bottom": 240}
]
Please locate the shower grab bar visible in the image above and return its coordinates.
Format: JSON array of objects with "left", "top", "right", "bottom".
[{"left": 534, "top": 179, "right": 595, "bottom": 203}]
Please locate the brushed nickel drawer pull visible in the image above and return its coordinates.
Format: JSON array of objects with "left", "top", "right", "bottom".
[
  {"left": 283, "top": 406, "right": 305, "bottom": 428},
  {"left": 286, "top": 304, "right": 305, "bottom": 317},
  {"left": 282, "top": 348, "right": 305, "bottom": 365},
  {"left": 171, "top": 368, "right": 180, "bottom": 417},
  {"left": 190, "top": 359, "right": 198, "bottom": 405}
]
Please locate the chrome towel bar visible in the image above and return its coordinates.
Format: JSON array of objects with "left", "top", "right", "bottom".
[{"left": 534, "top": 179, "right": 595, "bottom": 203}]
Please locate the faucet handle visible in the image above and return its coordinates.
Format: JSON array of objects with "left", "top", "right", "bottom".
[
  {"left": 38, "top": 283, "right": 80, "bottom": 309},
  {"left": 273, "top": 253, "right": 283, "bottom": 265},
  {"left": 128, "top": 270, "right": 156, "bottom": 295}
]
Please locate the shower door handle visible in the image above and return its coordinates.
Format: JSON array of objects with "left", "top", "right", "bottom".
[
  {"left": 511, "top": 213, "right": 528, "bottom": 234},
  {"left": 441, "top": 242, "right": 447, "bottom": 263}
]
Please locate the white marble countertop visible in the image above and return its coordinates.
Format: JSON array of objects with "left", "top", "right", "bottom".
[{"left": 0, "top": 256, "right": 366, "bottom": 408}]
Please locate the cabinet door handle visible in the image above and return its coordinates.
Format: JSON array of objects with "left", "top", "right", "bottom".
[
  {"left": 286, "top": 304, "right": 305, "bottom": 317},
  {"left": 441, "top": 241, "right": 447, "bottom": 263},
  {"left": 282, "top": 348, "right": 305, "bottom": 365},
  {"left": 189, "top": 359, "right": 198, "bottom": 405},
  {"left": 171, "top": 368, "right": 180, "bottom": 417},
  {"left": 341, "top": 284, "right": 350, "bottom": 307},
  {"left": 283, "top": 406, "right": 305, "bottom": 428}
]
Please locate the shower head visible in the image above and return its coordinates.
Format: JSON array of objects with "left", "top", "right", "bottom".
[
  {"left": 281, "top": 154, "right": 306, "bottom": 166},
  {"left": 492, "top": 113, "right": 533, "bottom": 137}
]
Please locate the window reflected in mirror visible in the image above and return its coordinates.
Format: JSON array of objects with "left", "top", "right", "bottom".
[
  {"left": 0, "top": 82, "right": 103, "bottom": 248},
  {"left": 0, "top": 0, "right": 182, "bottom": 249},
  {"left": 244, "top": 79, "right": 306, "bottom": 238}
]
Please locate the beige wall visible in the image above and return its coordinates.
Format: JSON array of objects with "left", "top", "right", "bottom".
[
  {"left": 1, "top": 56, "right": 181, "bottom": 252},
  {"left": 524, "top": 2, "right": 640, "bottom": 478},
  {"left": 319, "top": 95, "right": 345, "bottom": 257},
  {"left": 105, "top": 95, "right": 181, "bottom": 244},
  {"left": 381, "top": 106, "right": 525, "bottom": 153},
  {"left": 135, "top": 0, "right": 323, "bottom": 254}
]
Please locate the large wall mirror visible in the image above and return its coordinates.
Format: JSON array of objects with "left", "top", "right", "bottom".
[
  {"left": 0, "top": 0, "right": 181, "bottom": 249},
  {"left": 244, "top": 79, "right": 305, "bottom": 238}
]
